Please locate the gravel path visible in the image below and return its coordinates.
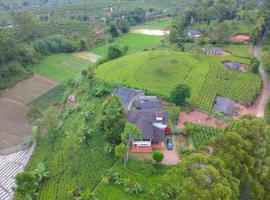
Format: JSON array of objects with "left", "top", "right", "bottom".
[{"left": 252, "top": 33, "right": 270, "bottom": 117}]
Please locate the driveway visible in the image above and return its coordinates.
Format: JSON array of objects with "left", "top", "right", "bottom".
[
  {"left": 161, "top": 138, "right": 180, "bottom": 166},
  {"left": 251, "top": 31, "right": 270, "bottom": 117}
]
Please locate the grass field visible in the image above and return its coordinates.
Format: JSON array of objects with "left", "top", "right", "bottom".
[
  {"left": 28, "top": 85, "right": 66, "bottom": 110},
  {"left": 96, "top": 50, "right": 261, "bottom": 112},
  {"left": 132, "top": 18, "right": 172, "bottom": 30},
  {"left": 95, "top": 158, "right": 170, "bottom": 200},
  {"left": 222, "top": 44, "right": 251, "bottom": 58},
  {"left": 35, "top": 54, "right": 92, "bottom": 83},
  {"left": 90, "top": 33, "right": 163, "bottom": 57}
]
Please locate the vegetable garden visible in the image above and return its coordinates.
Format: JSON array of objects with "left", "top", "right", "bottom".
[
  {"left": 186, "top": 123, "right": 223, "bottom": 149},
  {"left": 28, "top": 85, "right": 66, "bottom": 110}
]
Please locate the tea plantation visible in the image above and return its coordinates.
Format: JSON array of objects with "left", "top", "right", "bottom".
[{"left": 96, "top": 50, "right": 261, "bottom": 112}]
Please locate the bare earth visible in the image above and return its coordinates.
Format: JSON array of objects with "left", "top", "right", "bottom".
[
  {"left": 130, "top": 29, "right": 170, "bottom": 36},
  {"left": 177, "top": 110, "right": 228, "bottom": 129},
  {"left": 73, "top": 51, "right": 102, "bottom": 63},
  {"left": 0, "top": 75, "right": 58, "bottom": 150},
  {"left": 1, "top": 75, "right": 58, "bottom": 104}
]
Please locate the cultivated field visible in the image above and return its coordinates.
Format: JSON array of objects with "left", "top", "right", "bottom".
[
  {"left": 187, "top": 123, "right": 223, "bottom": 149},
  {"left": 0, "top": 98, "right": 31, "bottom": 149},
  {"left": 222, "top": 44, "right": 251, "bottom": 58},
  {"left": 90, "top": 33, "right": 162, "bottom": 57},
  {"left": 132, "top": 18, "right": 172, "bottom": 30},
  {"left": 73, "top": 51, "right": 103, "bottom": 63},
  {"left": 1, "top": 75, "right": 58, "bottom": 104},
  {"left": 0, "top": 75, "right": 58, "bottom": 150},
  {"left": 28, "top": 84, "right": 66, "bottom": 110},
  {"left": 35, "top": 53, "right": 91, "bottom": 83},
  {"left": 96, "top": 50, "right": 261, "bottom": 112}
]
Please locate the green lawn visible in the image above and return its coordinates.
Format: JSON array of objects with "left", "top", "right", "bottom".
[
  {"left": 222, "top": 44, "right": 251, "bottom": 58},
  {"left": 96, "top": 50, "right": 261, "bottom": 112},
  {"left": 90, "top": 33, "right": 163, "bottom": 57},
  {"left": 95, "top": 158, "right": 170, "bottom": 200},
  {"left": 35, "top": 53, "right": 92, "bottom": 83},
  {"left": 132, "top": 18, "right": 172, "bottom": 30}
]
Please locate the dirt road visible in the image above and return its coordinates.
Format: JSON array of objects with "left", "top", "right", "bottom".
[{"left": 252, "top": 33, "right": 270, "bottom": 117}]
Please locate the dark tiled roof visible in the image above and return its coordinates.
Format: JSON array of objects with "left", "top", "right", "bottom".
[
  {"left": 214, "top": 96, "right": 235, "bottom": 116},
  {"left": 112, "top": 87, "right": 142, "bottom": 110},
  {"left": 223, "top": 62, "right": 241, "bottom": 71},
  {"left": 188, "top": 29, "right": 201, "bottom": 36},
  {"left": 127, "top": 111, "right": 168, "bottom": 142},
  {"left": 134, "top": 96, "right": 162, "bottom": 112}
]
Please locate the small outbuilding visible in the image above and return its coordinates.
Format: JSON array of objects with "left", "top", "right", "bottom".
[
  {"left": 214, "top": 96, "right": 235, "bottom": 116},
  {"left": 223, "top": 61, "right": 241, "bottom": 71},
  {"left": 202, "top": 47, "right": 222, "bottom": 55},
  {"left": 188, "top": 29, "right": 202, "bottom": 38}
]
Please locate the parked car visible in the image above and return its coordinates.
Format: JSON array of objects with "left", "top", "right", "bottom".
[{"left": 167, "top": 139, "right": 173, "bottom": 150}]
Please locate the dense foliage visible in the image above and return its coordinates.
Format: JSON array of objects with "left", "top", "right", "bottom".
[{"left": 0, "top": 31, "right": 35, "bottom": 89}]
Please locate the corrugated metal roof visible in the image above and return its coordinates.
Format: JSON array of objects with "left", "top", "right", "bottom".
[{"left": 214, "top": 96, "right": 235, "bottom": 116}]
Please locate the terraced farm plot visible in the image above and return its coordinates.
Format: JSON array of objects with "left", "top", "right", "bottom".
[
  {"left": 28, "top": 85, "right": 66, "bottom": 110},
  {"left": 0, "top": 98, "right": 31, "bottom": 149},
  {"left": 96, "top": 50, "right": 261, "bottom": 112},
  {"left": 187, "top": 123, "right": 223, "bottom": 149},
  {"left": 90, "top": 33, "right": 162, "bottom": 57},
  {"left": 1, "top": 75, "right": 58, "bottom": 104},
  {"left": 35, "top": 53, "right": 91, "bottom": 83}
]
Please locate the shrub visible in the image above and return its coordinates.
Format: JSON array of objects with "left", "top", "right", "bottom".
[
  {"left": 140, "top": 160, "right": 156, "bottom": 175},
  {"left": 251, "top": 57, "right": 260, "bottom": 73},
  {"left": 152, "top": 152, "right": 164, "bottom": 163}
]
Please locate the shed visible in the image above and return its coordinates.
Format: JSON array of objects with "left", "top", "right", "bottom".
[
  {"left": 214, "top": 96, "right": 235, "bottom": 116},
  {"left": 223, "top": 61, "right": 241, "bottom": 71},
  {"left": 188, "top": 29, "right": 202, "bottom": 38}
]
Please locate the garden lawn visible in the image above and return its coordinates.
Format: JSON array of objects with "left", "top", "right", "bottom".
[
  {"left": 132, "top": 18, "right": 172, "bottom": 29},
  {"left": 35, "top": 53, "right": 92, "bottom": 83},
  {"left": 90, "top": 33, "right": 163, "bottom": 57},
  {"left": 95, "top": 158, "right": 170, "bottom": 200},
  {"left": 222, "top": 44, "right": 251, "bottom": 58},
  {"left": 96, "top": 50, "right": 261, "bottom": 112}
]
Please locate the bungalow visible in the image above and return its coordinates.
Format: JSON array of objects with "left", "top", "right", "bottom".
[
  {"left": 202, "top": 47, "right": 222, "bottom": 55},
  {"left": 133, "top": 95, "right": 162, "bottom": 112},
  {"left": 128, "top": 111, "right": 169, "bottom": 152},
  {"left": 188, "top": 29, "right": 202, "bottom": 38},
  {"left": 223, "top": 61, "right": 241, "bottom": 71},
  {"left": 214, "top": 96, "right": 235, "bottom": 116},
  {"left": 112, "top": 87, "right": 144, "bottom": 111}
]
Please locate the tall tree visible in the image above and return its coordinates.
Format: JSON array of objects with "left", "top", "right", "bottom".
[
  {"left": 15, "top": 10, "right": 38, "bottom": 41},
  {"left": 120, "top": 122, "right": 142, "bottom": 166},
  {"left": 165, "top": 153, "right": 239, "bottom": 200},
  {"left": 100, "top": 96, "right": 126, "bottom": 144}
]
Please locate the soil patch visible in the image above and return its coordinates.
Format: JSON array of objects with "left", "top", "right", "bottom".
[
  {"left": 130, "top": 29, "right": 170, "bottom": 36},
  {"left": 73, "top": 51, "right": 102, "bottom": 63},
  {"left": 221, "top": 50, "right": 231, "bottom": 56},
  {"left": 1, "top": 75, "right": 58, "bottom": 104},
  {"left": 177, "top": 110, "right": 228, "bottom": 129},
  {"left": 0, "top": 98, "right": 31, "bottom": 149},
  {"left": 230, "top": 33, "right": 250, "bottom": 42}
]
